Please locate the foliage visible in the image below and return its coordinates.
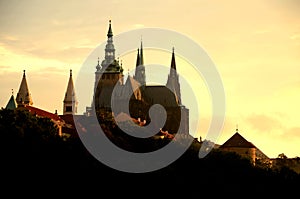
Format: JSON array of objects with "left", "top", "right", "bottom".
[{"left": 1, "top": 108, "right": 299, "bottom": 195}]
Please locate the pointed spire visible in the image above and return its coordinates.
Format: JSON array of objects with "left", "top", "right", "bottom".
[
  {"left": 166, "top": 48, "right": 181, "bottom": 105},
  {"left": 101, "top": 20, "right": 117, "bottom": 69},
  {"left": 140, "top": 40, "right": 144, "bottom": 65},
  {"left": 171, "top": 47, "right": 176, "bottom": 70},
  {"left": 236, "top": 124, "right": 239, "bottom": 133},
  {"left": 107, "top": 20, "right": 113, "bottom": 38},
  {"left": 136, "top": 48, "right": 140, "bottom": 67},
  {"left": 6, "top": 89, "right": 17, "bottom": 110},
  {"left": 134, "top": 42, "right": 146, "bottom": 86},
  {"left": 63, "top": 69, "right": 78, "bottom": 115},
  {"left": 16, "top": 70, "right": 33, "bottom": 106}
]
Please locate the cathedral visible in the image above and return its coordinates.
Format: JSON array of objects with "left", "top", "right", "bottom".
[
  {"left": 91, "top": 20, "right": 189, "bottom": 135},
  {"left": 4, "top": 20, "right": 190, "bottom": 137}
]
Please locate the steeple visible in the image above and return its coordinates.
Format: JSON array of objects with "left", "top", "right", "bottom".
[
  {"left": 135, "top": 48, "right": 140, "bottom": 67},
  {"left": 171, "top": 47, "right": 176, "bottom": 70},
  {"left": 63, "top": 69, "right": 78, "bottom": 115},
  {"left": 134, "top": 41, "right": 146, "bottom": 86},
  {"left": 91, "top": 20, "right": 124, "bottom": 113},
  {"left": 101, "top": 20, "right": 117, "bottom": 69},
  {"left": 107, "top": 20, "right": 113, "bottom": 38},
  {"left": 16, "top": 70, "right": 33, "bottom": 106},
  {"left": 140, "top": 40, "right": 144, "bottom": 65},
  {"left": 5, "top": 89, "right": 17, "bottom": 110},
  {"left": 166, "top": 48, "right": 181, "bottom": 105}
]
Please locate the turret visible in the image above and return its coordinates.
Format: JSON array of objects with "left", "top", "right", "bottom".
[
  {"left": 63, "top": 69, "right": 78, "bottom": 115},
  {"left": 16, "top": 70, "right": 33, "bottom": 106}
]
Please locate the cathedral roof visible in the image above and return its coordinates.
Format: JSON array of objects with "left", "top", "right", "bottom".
[
  {"left": 144, "top": 86, "right": 178, "bottom": 107},
  {"left": 16, "top": 70, "right": 33, "bottom": 106}
]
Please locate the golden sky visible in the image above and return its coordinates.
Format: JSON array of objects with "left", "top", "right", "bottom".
[{"left": 0, "top": 0, "right": 300, "bottom": 158}]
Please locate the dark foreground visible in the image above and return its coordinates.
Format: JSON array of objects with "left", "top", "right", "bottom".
[{"left": 1, "top": 109, "right": 299, "bottom": 197}]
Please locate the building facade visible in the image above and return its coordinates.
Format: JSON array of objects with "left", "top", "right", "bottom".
[{"left": 92, "top": 20, "right": 189, "bottom": 135}]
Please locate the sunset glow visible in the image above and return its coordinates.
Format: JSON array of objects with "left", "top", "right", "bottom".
[{"left": 1, "top": 0, "right": 300, "bottom": 158}]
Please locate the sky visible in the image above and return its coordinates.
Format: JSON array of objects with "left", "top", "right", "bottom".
[{"left": 0, "top": 0, "right": 300, "bottom": 158}]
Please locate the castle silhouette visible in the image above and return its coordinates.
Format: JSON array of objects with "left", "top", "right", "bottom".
[{"left": 88, "top": 20, "right": 189, "bottom": 135}]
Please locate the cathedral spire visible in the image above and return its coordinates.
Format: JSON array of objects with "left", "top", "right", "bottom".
[
  {"left": 107, "top": 20, "right": 113, "bottom": 38},
  {"left": 140, "top": 40, "right": 144, "bottom": 65},
  {"left": 16, "top": 70, "right": 33, "bottom": 106},
  {"left": 136, "top": 48, "right": 140, "bottom": 67},
  {"left": 101, "top": 20, "right": 116, "bottom": 68},
  {"left": 171, "top": 47, "right": 176, "bottom": 70},
  {"left": 166, "top": 48, "right": 181, "bottom": 105},
  {"left": 134, "top": 40, "right": 146, "bottom": 86},
  {"left": 63, "top": 69, "right": 78, "bottom": 115}
]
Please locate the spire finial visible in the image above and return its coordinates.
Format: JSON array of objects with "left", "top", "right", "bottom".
[
  {"left": 11, "top": 89, "right": 14, "bottom": 95},
  {"left": 70, "top": 69, "right": 72, "bottom": 77},
  {"left": 236, "top": 124, "right": 239, "bottom": 133},
  {"left": 127, "top": 68, "right": 130, "bottom": 76},
  {"left": 107, "top": 20, "right": 113, "bottom": 37},
  {"left": 23, "top": 70, "right": 26, "bottom": 77},
  {"left": 172, "top": 47, "right": 175, "bottom": 53},
  {"left": 98, "top": 57, "right": 99, "bottom": 65},
  {"left": 140, "top": 40, "right": 144, "bottom": 65}
]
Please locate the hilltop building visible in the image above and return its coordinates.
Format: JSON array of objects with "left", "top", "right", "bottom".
[
  {"left": 88, "top": 20, "right": 189, "bottom": 135},
  {"left": 219, "top": 128, "right": 270, "bottom": 166}
]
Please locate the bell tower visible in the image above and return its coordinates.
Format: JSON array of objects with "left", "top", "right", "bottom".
[{"left": 94, "top": 20, "right": 124, "bottom": 109}]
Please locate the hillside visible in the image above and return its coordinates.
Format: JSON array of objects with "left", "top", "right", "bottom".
[{"left": 1, "top": 108, "right": 299, "bottom": 196}]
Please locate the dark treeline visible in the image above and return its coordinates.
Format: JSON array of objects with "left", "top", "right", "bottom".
[{"left": 0, "top": 109, "right": 299, "bottom": 196}]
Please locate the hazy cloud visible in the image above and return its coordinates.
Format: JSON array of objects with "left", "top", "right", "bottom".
[{"left": 246, "top": 113, "right": 283, "bottom": 133}]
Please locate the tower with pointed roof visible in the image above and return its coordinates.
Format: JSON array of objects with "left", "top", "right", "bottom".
[
  {"left": 5, "top": 89, "right": 17, "bottom": 110},
  {"left": 63, "top": 69, "right": 78, "bottom": 115},
  {"left": 94, "top": 20, "right": 124, "bottom": 110},
  {"left": 134, "top": 41, "right": 146, "bottom": 86},
  {"left": 166, "top": 48, "right": 189, "bottom": 134},
  {"left": 166, "top": 48, "right": 182, "bottom": 105},
  {"left": 16, "top": 70, "right": 33, "bottom": 106}
]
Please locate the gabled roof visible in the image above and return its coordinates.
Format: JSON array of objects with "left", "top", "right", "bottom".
[
  {"left": 21, "top": 105, "right": 64, "bottom": 122},
  {"left": 220, "top": 132, "right": 256, "bottom": 148}
]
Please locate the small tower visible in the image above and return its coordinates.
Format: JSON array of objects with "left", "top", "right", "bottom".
[
  {"left": 134, "top": 41, "right": 146, "bottom": 86},
  {"left": 5, "top": 89, "right": 17, "bottom": 110},
  {"left": 63, "top": 69, "right": 78, "bottom": 115},
  {"left": 166, "top": 48, "right": 182, "bottom": 105},
  {"left": 16, "top": 70, "right": 33, "bottom": 106}
]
